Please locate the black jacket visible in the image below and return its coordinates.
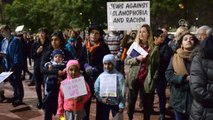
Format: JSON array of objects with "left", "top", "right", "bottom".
[
  {"left": 79, "top": 40, "right": 110, "bottom": 93},
  {"left": 40, "top": 47, "right": 70, "bottom": 115},
  {"left": 40, "top": 47, "right": 70, "bottom": 76},
  {"left": 31, "top": 39, "right": 50, "bottom": 68}
]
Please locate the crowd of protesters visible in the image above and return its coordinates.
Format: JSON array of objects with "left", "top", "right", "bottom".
[{"left": 0, "top": 23, "right": 213, "bottom": 120}]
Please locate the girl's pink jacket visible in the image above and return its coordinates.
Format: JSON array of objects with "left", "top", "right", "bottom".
[{"left": 57, "top": 77, "right": 91, "bottom": 115}]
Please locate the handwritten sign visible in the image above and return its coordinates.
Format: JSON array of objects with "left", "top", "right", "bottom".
[
  {"left": 107, "top": 1, "right": 150, "bottom": 31},
  {"left": 127, "top": 42, "right": 148, "bottom": 57},
  {"left": 0, "top": 72, "right": 13, "bottom": 83},
  {"left": 61, "top": 76, "right": 87, "bottom": 99},
  {"left": 100, "top": 74, "right": 117, "bottom": 97}
]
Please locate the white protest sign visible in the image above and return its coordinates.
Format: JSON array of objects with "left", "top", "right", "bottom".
[
  {"left": 107, "top": 1, "right": 150, "bottom": 31},
  {"left": 127, "top": 42, "right": 148, "bottom": 57},
  {"left": 15, "top": 25, "right": 24, "bottom": 32},
  {"left": 61, "top": 76, "right": 87, "bottom": 99},
  {"left": 100, "top": 74, "right": 117, "bottom": 97},
  {"left": 0, "top": 72, "right": 13, "bottom": 83}
]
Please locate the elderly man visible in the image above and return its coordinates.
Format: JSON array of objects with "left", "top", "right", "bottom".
[
  {"left": 0, "top": 25, "right": 24, "bottom": 107},
  {"left": 196, "top": 25, "right": 213, "bottom": 42}
]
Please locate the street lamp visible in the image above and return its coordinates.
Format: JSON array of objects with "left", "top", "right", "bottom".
[
  {"left": 88, "top": 19, "right": 91, "bottom": 25},
  {"left": 179, "top": 3, "right": 184, "bottom": 9}
]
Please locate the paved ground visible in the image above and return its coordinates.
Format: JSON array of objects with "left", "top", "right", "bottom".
[{"left": 0, "top": 67, "right": 175, "bottom": 120}]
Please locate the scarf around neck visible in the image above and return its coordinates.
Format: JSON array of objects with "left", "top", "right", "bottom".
[
  {"left": 86, "top": 40, "right": 100, "bottom": 53},
  {"left": 172, "top": 48, "right": 192, "bottom": 75}
]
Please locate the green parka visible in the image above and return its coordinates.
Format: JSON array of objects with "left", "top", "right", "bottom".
[{"left": 125, "top": 45, "right": 160, "bottom": 93}]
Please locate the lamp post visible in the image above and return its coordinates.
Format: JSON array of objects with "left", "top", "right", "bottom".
[{"left": 178, "top": 3, "right": 184, "bottom": 9}]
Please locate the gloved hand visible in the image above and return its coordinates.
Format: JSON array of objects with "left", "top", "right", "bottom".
[
  {"left": 84, "top": 63, "right": 93, "bottom": 75},
  {"left": 59, "top": 114, "right": 65, "bottom": 120}
]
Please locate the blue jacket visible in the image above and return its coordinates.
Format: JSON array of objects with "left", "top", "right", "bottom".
[
  {"left": 2, "top": 35, "right": 23, "bottom": 71},
  {"left": 94, "top": 69, "right": 125, "bottom": 109}
]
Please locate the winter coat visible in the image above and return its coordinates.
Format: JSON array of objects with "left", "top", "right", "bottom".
[
  {"left": 65, "top": 37, "right": 83, "bottom": 59},
  {"left": 158, "top": 42, "right": 173, "bottom": 77},
  {"left": 166, "top": 57, "right": 193, "bottom": 114},
  {"left": 31, "top": 39, "right": 50, "bottom": 68},
  {"left": 57, "top": 76, "right": 91, "bottom": 114},
  {"left": 57, "top": 59, "right": 91, "bottom": 115},
  {"left": 79, "top": 40, "right": 110, "bottom": 90},
  {"left": 189, "top": 55, "right": 213, "bottom": 120},
  {"left": 2, "top": 35, "right": 23, "bottom": 72},
  {"left": 125, "top": 45, "right": 160, "bottom": 93},
  {"left": 40, "top": 47, "right": 70, "bottom": 115},
  {"left": 94, "top": 70, "right": 125, "bottom": 109},
  {"left": 40, "top": 47, "right": 70, "bottom": 76}
]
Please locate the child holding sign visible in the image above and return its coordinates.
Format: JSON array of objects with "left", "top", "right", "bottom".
[
  {"left": 94, "top": 54, "right": 125, "bottom": 120},
  {"left": 57, "top": 60, "right": 91, "bottom": 120}
]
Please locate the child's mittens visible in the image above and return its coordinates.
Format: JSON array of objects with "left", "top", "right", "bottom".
[
  {"left": 48, "top": 64, "right": 53, "bottom": 70},
  {"left": 84, "top": 63, "right": 93, "bottom": 75},
  {"left": 59, "top": 114, "right": 65, "bottom": 120},
  {"left": 101, "top": 98, "right": 108, "bottom": 104},
  {"left": 58, "top": 70, "right": 65, "bottom": 76}
]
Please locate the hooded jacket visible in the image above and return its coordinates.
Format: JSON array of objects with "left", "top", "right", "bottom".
[
  {"left": 94, "top": 54, "right": 125, "bottom": 109},
  {"left": 57, "top": 60, "right": 91, "bottom": 115}
]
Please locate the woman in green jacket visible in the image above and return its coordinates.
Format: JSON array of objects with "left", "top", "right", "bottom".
[{"left": 125, "top": 24, "right": 160, "bottom": 120}]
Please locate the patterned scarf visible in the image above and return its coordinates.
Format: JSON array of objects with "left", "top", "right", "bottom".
[{"left": 172, "top": 48, "right": 192, "bottom": 75}]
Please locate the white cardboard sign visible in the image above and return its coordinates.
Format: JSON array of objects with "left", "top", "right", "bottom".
[
  {"left": 61, "top": 76, "right": 87, "bottom": 99},
  {"left": 0, "top": 72, "right": 13, "bottom": 83},
  {"left": 100, "top": 74, "right": 117, "bottom": 97},
  {"left": 15, "top": 25, "right": 24, "bottom": 32},
  {"left": 107, "top": 1, "right": 150, "bottom": 31}
]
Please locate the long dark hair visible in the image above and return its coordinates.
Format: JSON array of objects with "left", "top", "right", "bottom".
[
  {"left": 50, "top": 31, "right": 65, "bottom": 48},
  {"left": 176, "top": 32, "right": 199, "bottom": 50}
]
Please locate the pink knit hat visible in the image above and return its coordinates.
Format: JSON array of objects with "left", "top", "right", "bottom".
[
  {"left": 66, "top": 60, "right": 80, "bottom": 79},
  {"left": 66, "top": 60, "right": 80, "bottom": 69}
]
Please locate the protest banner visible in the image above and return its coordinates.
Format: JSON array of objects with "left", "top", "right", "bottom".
[
  {"left": 107, "top": 1, "right": 150, "bottom": 31},
  {"left": 100, "top": 74, "right": 117, "bottom": 97},
  {"left": 61, "top": 76, "right": 87, "bottom": 99}
]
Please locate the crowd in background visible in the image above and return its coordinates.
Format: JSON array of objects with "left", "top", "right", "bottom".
[{"left": 0, "top": 23, "right": 213, "bottom": 120}]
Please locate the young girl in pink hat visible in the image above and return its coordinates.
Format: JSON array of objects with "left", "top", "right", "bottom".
[{"left": 57, "top": 60, "right": 91, "bottom": 120}]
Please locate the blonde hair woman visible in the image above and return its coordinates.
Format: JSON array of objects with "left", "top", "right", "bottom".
[{"left": 125, "top": 24, "right": 160, "bottom": 120}]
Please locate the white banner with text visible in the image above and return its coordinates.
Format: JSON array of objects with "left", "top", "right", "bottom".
[{"left": 107, "top": 1, "right": 150, "bottom": 31}]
